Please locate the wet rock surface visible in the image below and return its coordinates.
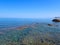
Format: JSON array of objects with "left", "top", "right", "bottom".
[{"left": 52, "top": 17, "right": 60, "bottom": 22}]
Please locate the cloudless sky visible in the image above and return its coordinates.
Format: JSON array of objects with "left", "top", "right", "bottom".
[{"left": 0, "top": 0, "right": 60, "bottom": 18}]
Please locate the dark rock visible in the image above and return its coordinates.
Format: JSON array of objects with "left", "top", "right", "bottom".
[
  {"left": 52, "top": 19, "right": 60, "bottom": 22},
  {"left": 48, "top": 24, "right": 53, "bottom": 26},
  {"left": 48, "top": 24, "right": 59, "bottom": 27}
]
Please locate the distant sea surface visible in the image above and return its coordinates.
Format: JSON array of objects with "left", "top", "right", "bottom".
[{"left": 0, "top": 18, "right": 52, "bottom": 28}]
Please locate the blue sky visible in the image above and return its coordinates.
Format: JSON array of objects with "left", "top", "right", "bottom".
[{"left": 0, "top": 0, "right": 60, "bottom": 18}]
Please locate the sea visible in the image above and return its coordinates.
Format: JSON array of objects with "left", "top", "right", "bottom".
[
  {"left": 0, "top": 18, "right": 60, "bottom": 45},
  {"left": 0, "top": 18, "right": 52, "bottom": 28}
]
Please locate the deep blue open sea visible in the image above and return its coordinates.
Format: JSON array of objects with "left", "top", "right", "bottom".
[{"left": 0, "top": 18, "right": 52, "bottom": 28}]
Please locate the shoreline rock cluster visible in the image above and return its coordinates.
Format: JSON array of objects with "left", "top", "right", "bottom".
[
  {"left": 52, "top": 17, "right": 60, "bottom": 22},
  {"left": 48, "top": 17, "right": 60, "bottom": 26}
]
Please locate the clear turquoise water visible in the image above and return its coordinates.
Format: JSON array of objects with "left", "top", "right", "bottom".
[{"left": 0, "top": 18, "right": 60, "bottom": 45}]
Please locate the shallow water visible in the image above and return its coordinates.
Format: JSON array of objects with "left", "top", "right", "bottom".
[{"left": 0, "top": 18, "right": 60, "bottom": 45}]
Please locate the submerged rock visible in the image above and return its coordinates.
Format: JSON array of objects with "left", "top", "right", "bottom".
[
  {"left": 47, "top": 23, "right": 54, "bottom": 26},
  {"left": 48, "top": 24, "right": 53, "bottom": 26},
  {"left": 47, "top": 24, "right": 58, "bottom": 27}
]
